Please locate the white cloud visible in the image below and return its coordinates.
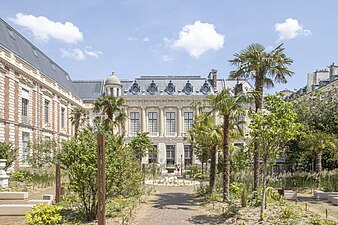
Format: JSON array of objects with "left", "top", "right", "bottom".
[
  {"left": 161, "top": 55, "right": 173, "bottom": 62},
  {"left": 61, "top": 47, "right": 102, "bottom": 61},
  {"left": 85, "top": 47, "right": 103, "bottom": 58},
  {"left": 61, "top": 48, "right": 86, "bottom": 60},
  {"left": 128, "top": 36, "right": 138, "bottom": 41},
  {"left": 275, "top": 18, "right": 311, "bottom": 42},
  {"left": 9, "top": 13, "right": 83, "bottom": 44},
  {"left": 172, "top": 21, "right": 224, "bottom": 58},
  {"left": 143, "top": 37, "right": 150, "bottom": 42}
]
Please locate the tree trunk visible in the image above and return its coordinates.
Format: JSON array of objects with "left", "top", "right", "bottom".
[
  {"left": 316, "top": 150, "right": 323, "bottom": 188},
  {"left": 223, "top": 116, "right": 230, "bottom": 202},
  {"left": 209, "top": 144, "right": 217, "bottom": 193},
  {"left": 316, "top": 150, "right": 322, "bottom": 172},
  {"left": 201, "top": 161, "right": 204, "bottom": 175},
  {"left": 253, "top": 75, "right": 264, "bottom": 191},
  {"left": 260, "top": 157, "right": 268, "bottom": 221}
]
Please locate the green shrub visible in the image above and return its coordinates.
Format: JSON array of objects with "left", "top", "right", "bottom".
[
  {"left": 308, "top": 215, "right": 338, "bottom": 225},
  {"left": 193, "top": 172, "right": 202, "bottom": 180},
  {"left": 10, "top": 171, "right": 26, "bottom": 182},
  {"left": 196, "top": 185, "right": 210, "bottom": 197},
  {"left": 280, "top": 207, "right": 296, "bottom": 219},
  {"left": 230, "top": 182, "right": 243, "bottom": 198},
  {"left": 106, "top": 196, "right": 134, "bottom": 217},
  {"left": 0, "top": 142, "right": 17, "bottom": 170},
  {"left": 26, "top": 203, "right": 63, "bottom": 225}
]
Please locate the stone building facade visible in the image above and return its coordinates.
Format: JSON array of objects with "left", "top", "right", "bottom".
[{"left": 0, "top": 18, "right": 252, "bottom": 168}]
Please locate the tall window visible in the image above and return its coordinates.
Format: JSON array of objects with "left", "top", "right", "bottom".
[
  {"left": 166, "top": 145, "right": 175, "bottom": 165},
  {"left": 21, "top": 98, "right": 29, "bottom": 124},
  {"left": 184, "top": 112, "right": 194, "bottom": 133},
  {"left": 130, "top": 112, "right": 140, "bottom": 135},
  {"left": 166, "top": 112, "right": 176, "bottom": 136},
  {"left": 44, "top": 100, "right": 50, "bottom": 124},
  {"left": 148, "top": 112, "right": 157, "bottom": 136},
  {"left": 22, "top": 132, "right": 30, "bottom": 163},
  {"left": 148, "top": 145, "right": 157, "bottom": 164},
  {"left": 184, "top": 145, "right": 193, "bottom": 166},
  {"left": 61, "top": 107, "right": 65, "bottom": 129}
]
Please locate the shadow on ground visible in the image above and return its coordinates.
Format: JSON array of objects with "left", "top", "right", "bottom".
[
  {"left": 188, "top": 214, "right": 228, "bottom": 224},
  {"left": 151, "top": 192, "right": 200, "bottom": 210}
]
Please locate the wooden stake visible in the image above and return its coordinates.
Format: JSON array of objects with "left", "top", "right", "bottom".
[
  {"left": 55, "top": 160, "right": 61, "bottom": 203},
  {"left": 97, "top": 134, "right": 106, "bottom": 225}
]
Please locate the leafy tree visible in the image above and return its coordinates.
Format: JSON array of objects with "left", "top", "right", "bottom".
[
  {"left": 288, "top": 88, "right": 338, "bottom": 173},
  {"left": 70, "top": 107, "right": 87, "bottom": 137},
  {"left": 229, "top": 43, "right": 294, "bottom": 190},
  {"left": 60, "top": 129, "right": 142, "bottom": 221},
  {"left": 28, "top": 140, "right": 57, "bottom": 168},
  {"left": 93, "top": 95, "right": 126, "bottom": 133},
  {"left": 129, "top": 132, "right": 154, "bottom": 168},
  {"left": 292, "top": 88, "right": 338, "bottom": 136},
  {"left": 249, "top": 94, "right": 299, "bottom": 220},
  {"left": 187, "top": 113, "right": 222, "bottom": 192},
  {"left": 0, "top": 142, "right": 16, "bottom": 170},
  {"left": 187, "top": 120, "right": 209, "bottom": 175},
  {"left": 203, "top": 88, "right": 248, "bottom": 202},
  {"left": 231, "top": 144, "right": 250, "bottom": 173}
]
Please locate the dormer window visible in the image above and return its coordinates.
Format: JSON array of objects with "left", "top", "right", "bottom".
[
  {"left": 130, "top": 82, "right": 140, "bottom": 95},
  {"left": 165, "top": 80, "right": 175, "bottom": 95},
  {"left": 51, "top": 63, "right": 56, "bottom": 71},
  {"left": 183, "top": 81, "right": 193, "bottom": 95},
  {"left": 147, "top": 81, "right": 158, "bottom": 95},
  {"left": 200, "top": 81, "right": 210, "bottom": 95}
]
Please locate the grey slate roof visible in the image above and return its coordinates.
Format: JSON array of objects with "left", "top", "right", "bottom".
[
  {"left": 121, "top": 75, "right": 217, "bottom": 97},
  {"left": 0, "top": 18, "right": 79, "bottom": 96},
  {"left": 73, "top": 80, "right": 104, "bottom": 101}
]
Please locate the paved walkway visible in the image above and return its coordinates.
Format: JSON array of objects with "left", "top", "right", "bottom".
[{"left": 132, "top": 185, "right": 217, "bottom": 225}]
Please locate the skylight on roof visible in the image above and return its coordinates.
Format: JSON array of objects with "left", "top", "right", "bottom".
[
  {"left": 51, "top": 63, "right": 56, "bottom": 71},
  {"left": 32, "top": 48, "right": 38, "bottom": 57},
  {"left": 7, "top": 27, "right": 15, "bottom": 40}
]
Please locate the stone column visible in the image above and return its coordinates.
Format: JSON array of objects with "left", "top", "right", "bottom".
[
  {"left": 159, "top": 107, "right": 164, "bottom": 136},
  {"left": 124, "top": 108, "right": 128, "bottom": 136},
  {"left": 177, "top": 107, "right": 182, "bottom": 137},
  {"left": 141, "top": 106, "right": 146, "bottom": 132}
]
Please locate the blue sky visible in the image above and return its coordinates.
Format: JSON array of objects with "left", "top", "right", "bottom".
[{"left": 1, "top": 0, "right": 338, "bottom": 93}]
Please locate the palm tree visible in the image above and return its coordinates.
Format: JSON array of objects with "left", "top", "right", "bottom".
[
  {"left": 70, "top": 107, "right": 87, "bottom": 137},
  {"left": 188, "top": 112, "right": 222, "bottom": 192},
  {"left": 93, "top": 95, "right": 127, "bottom": 133},
  {"left": 229, "top": 43, "right": 293, "bottom": 190},
  {"left": 204, "top": 88, "right": 248, "bottom": 202}
]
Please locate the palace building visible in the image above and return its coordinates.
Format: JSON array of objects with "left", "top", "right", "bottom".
[{"left": 0, "top": 18, "right": 252, "bottom": 168}]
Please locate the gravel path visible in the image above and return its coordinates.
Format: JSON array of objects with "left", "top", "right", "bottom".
[{"left": 132, "top": 185, "right": 218, "bottom": 225}]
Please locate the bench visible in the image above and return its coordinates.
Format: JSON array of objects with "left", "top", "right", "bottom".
[
  {"left": 284, "top": 190, "right": 297, "bottom": 200},
  {"left": 332, "top": 197, "right": 338, "bottom": 206},
  {"left": 328, "top": 194, "right": 338, "bottom": 203},
  {"left": 28, "top": 199, "right": 53, "bottom": 205},
  {"left": 314, "top": 191, "right": 338, "bottom": 200},
  {"left": 0, "top": 192, "right": 28, "bottom": 200},
  {"left": 0, "top": 204, "right": 34, "bottom": 215}
]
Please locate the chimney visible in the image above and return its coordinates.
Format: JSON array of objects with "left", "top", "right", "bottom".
[{"left": 210, "top": 69, "right": 217, "bottom": 89}]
